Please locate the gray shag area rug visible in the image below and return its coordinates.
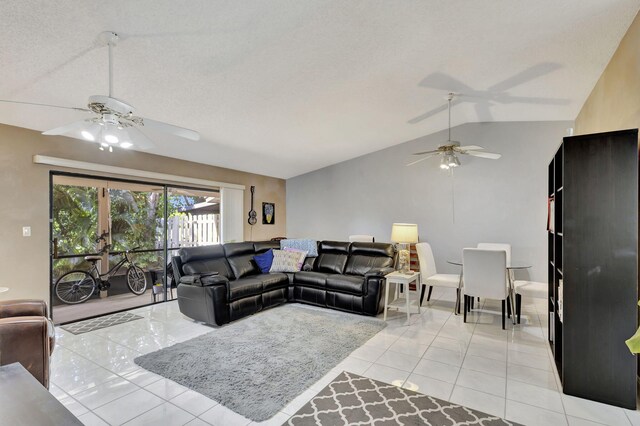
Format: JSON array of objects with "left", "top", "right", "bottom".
[{"left": 134, "top": 304, "right": 386, "bottom": 422}]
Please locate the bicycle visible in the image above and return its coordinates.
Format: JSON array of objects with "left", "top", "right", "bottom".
[{"left": 54, "top": 233, "right": 148, "bottom": 304}]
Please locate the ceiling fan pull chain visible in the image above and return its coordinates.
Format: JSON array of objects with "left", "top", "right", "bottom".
[
  {"left": 451, "top": 167, "right": 455, "bottom": 224},
  {"left": 108, "top": 38, "right": 114, "bottom": 98}
]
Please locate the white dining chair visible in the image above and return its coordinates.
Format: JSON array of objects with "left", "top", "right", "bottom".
[
  {"left": 416, "top": 242, "right": 461, "bottom": 311},
  {"left": 462, "top": 248, "right": 510, "bottom": 329},
  {"left": 348, "top": 235, "right": 375, "bottom": 243},
  {"left": 477, "top": 243, "right": 511, "bottom": 266}
]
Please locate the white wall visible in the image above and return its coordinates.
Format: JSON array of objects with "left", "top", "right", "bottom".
[{"left": 286, "top": 121, "right": 572, "bottom": 282}]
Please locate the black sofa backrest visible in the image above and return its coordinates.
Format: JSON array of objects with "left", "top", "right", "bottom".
[
  {"left": 179, "top": 245, "right": 234, "bottom": 279},
  {"left": 253, "top": 241, "right": 279, "bottom": 253},
  {"left": 315, "top": 241, "right": 351, "bottom": 274},
  {"left": 345, "top": 242, "right": 395, "bottom": 276},
  {"left": 223, "top": 242, "right": 260, "bottom": 279}
]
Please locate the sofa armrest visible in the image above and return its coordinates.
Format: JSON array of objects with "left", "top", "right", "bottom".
[
  {"left": 179, "top": 273, "right": 227, "bottom": 287},
  {"left": 0, "top": 300, "right": 47, "bottom": 319},
  {"left": 364, "top": 267, "right": 396, "bottom": 279},
  {"left": 171, "top": 256, "right": 184, "bottom": 284},
  {"left": 0, "top": 316, "right": 52, "bottom": 388}
]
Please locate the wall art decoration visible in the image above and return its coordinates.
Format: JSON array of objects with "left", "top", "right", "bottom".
[{"left": 262, "top": 202, "right": 275, "bottom": 225}]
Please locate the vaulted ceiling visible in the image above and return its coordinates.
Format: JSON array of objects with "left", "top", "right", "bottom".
[{"left": 1, "top": 1, "right": 638, "bottom": 178}]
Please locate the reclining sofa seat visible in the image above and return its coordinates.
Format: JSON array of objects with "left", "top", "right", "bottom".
[
  {"left": 174, "top": 240, "right": 396, "bottom": 326},
  {"left": 173, "top": 241, "right": 287, "bottom": 325},
  {"left": 292, "top": 241, "right": 395, "bottom": 314}
]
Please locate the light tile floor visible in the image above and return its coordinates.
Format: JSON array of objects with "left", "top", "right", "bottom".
[{"left": 49, "top": 289, "right": 640, "bottom": 426}]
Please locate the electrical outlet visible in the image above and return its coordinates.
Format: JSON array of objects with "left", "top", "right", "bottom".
[{"left": 22, "top": 226, "right": 31, "bottom": 237}]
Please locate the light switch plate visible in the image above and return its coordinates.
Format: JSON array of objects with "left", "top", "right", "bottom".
[{"left": 22, "top": 226, "right": 31, "bottom": 237}]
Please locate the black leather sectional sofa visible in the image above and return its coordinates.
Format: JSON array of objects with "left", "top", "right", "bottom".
[{"left": 172, "top": 240, "right": 396, "bottom": 326}]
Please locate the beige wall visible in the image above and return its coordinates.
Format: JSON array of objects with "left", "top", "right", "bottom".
[
  {"left": 575, "top": 11, "right": 640, "bottom": 134},
  {"left": 0, "top": 123, "right": 285, "bottom": 303}
]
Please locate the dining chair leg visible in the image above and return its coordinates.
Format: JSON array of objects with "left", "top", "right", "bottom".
[
  {"left": 420, "top": 285, "right": 426, "bottom": 306},
  {"left": 506, "top": 296, "right": 511, "bottom": 318},
  {"left": 427, "top": 286, "right": 433, "bottom": 302},
  {"left": 501, "top": 299, "right": 506, "bottom": 330},
  {"left": 463, "top": 295, "right": 467, "bottom": 323},
  {"left": 455, "top": 288, "right": 460, "bottom": 315},
  {"left": 516, "top": 293, "right": 522, "bottom": 324}
]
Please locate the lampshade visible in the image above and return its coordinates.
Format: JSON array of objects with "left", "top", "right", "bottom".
[{"left": 390, "top": 223, "right": 419, "bottom": 243}]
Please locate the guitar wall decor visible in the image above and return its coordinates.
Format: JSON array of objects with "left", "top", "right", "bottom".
[{"left": 248, "top": 186, "right": 257, "bottom": 225}]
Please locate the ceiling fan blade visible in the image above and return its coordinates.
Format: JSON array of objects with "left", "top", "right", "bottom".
[
  {"left": 126, "top": 127, "right": 156, "bottom": 150},
  {"left": 42, "top": 120, "right": 91, "bottom": 136},
  {"left": 412, "top": 149, "right": 440, "bottom": 156},
  {"left": 0, "top": 99, "right": 90, "bottom": 112},
  {"left": 140, "top": 117, "right": 200, "bottom": 141},
  {"left": 465, "top": 150, "right": 502, "bottom": 160},
  {"left": 457, "top": 145, "right": 484, "bottom": 151},
  {"left": 488, "top": 62, "right": 562, "bottom": 92},
  {"left": 406, "top": 153, "right": 440, "bottom": 166}
]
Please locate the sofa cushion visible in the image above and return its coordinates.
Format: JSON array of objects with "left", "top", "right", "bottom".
[
  {"left": 179, "top": 245, "right": 225, "bottom": 263},
  {"left": 344, "top": 242, "right": 395, "bottom": 276},
  {"left": 315, "top": 241, "right": 351, "bottom": 274},
  {"left": 259, "top": 273, "right": 289, "bottom": 292},
  {"left": 224, "top": 242, "right": 260, "bottom": 279},
  {"left": 253, "top": 241, "right": 280, "bottom": 254},
  {"left": 316, "top": 253, "right": 348, "bottom": 274},
  {"left": 293, "top": 271, "right": 330, "bottom": 288},
  {"left": 326, "top": 274, "right": 365, "bottom": 295},
  {"left": 253, "top": 249, "right": 274, "bottom": 273},
  {"left": 228, "top": 277, "right": 264, "bottom": 301}
]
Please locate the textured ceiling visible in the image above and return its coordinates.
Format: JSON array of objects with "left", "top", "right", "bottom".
[{"left": 0, "top": 1, "right": 638, "bottom": 178}]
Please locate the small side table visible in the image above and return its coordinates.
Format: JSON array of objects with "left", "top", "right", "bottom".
[{"left": 384, "top": 271, "right": 421, "bottom": 323}]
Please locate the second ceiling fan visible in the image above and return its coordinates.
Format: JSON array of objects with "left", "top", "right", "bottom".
[{"left": 407, "top": 93, "right": 501, "bottom": 169}]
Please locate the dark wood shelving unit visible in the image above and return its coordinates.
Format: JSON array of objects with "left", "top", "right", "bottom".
[{"left": 547, "top": 129, "right": 639, "bottom": 409}]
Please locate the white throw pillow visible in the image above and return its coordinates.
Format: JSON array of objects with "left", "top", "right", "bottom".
[{"left": 269, "top": 249, "right": 303, "bottom": 273}]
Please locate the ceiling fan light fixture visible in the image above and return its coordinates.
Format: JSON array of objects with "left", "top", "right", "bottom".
[
  {"left": 104, "top": 133, "right": 118, "bottom": 144},
  {"left": 80, "top": 130, "right": 95, "bottom": 141},
  {"left": 439, "top": 157, "right": 450, "bottom": 170},
  {"left": 448, "top": 154, "right": 460, "bottom": 168}
]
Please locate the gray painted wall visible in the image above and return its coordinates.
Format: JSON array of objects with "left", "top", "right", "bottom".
[{"left": 286, "top": 121, "right": 572, "bottom": 282}]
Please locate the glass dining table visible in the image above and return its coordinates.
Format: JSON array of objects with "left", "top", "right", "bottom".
[{"left": 446, "top": 260, "right": 531, "bottom": 324}]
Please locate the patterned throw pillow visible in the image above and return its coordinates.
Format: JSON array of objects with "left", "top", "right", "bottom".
[
  {"left": 280, "top": 239, "right": 318, "bottom": 257},
  {"left": 284, "top": 248, "right": 308, "bottom": 269},
  {"left": 269, "top": 249, "right": 303, "bottom": 273}
]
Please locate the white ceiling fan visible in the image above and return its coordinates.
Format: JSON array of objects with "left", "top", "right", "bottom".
[
  {"left": 0, "top": 31, "right": 200, "bottom": 152},
  {"left": 407, "top": 93, "right": 501, "bottom": 168}
]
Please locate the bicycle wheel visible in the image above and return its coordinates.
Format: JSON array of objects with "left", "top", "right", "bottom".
[
  {"left": 126, "top": 265, "right": 147, "bottom": 295},
  {"left": 54, "top": 270, "right": 96, "bottom": 304}
]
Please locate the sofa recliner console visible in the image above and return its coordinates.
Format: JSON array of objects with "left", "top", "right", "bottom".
[{"left": 173, "top": 241, "right": 396, "bottom": 326}]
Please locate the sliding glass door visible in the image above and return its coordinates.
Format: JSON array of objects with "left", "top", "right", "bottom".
[{"left": 50, "top": 174, "right": 220, "bottom": 324}]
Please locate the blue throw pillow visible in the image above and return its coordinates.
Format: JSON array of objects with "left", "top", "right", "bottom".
[{"left": 254, "top": 249, "right": 274, "bottom": 273}]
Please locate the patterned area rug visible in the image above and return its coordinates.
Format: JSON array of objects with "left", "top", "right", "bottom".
[
  {"left": 61, "top": 312, "right": 143, "bottom": 334},
  {"left": 286, "top": 371, "right": 521, "bottom": 426}
]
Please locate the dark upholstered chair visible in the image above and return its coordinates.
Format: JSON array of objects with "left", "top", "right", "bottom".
[{"left": 0, "top": 300, "right": 55, "bottom": 388}]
